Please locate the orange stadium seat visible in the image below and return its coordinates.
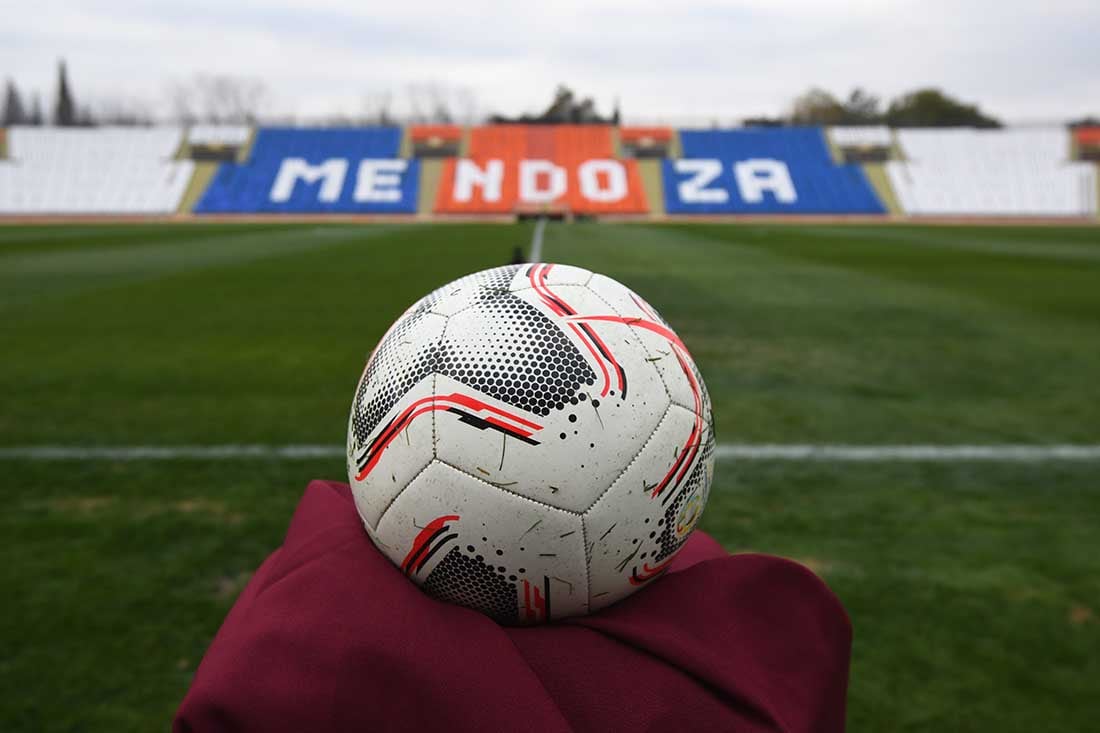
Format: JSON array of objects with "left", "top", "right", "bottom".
[
  {"left": 409, "top": 125, "right": 463, "bottom": 144},
  {"left": 410, "top": 124, "right": 464, "bottom": 158},
  {"left": 1074, "top": 127, "right": 1100, "bottom": 146},
  {"left": 435, "top": 125, "right": 648, "bottom": 215},
  {"left": 619, "top": 126, "right": 673, "bottom": 145},
  {"left": 619, "top": 126, "right": 673, "bottom": 159},
  {"left": 1074, "top": 127, "right": 1100, "bottom": 161}
]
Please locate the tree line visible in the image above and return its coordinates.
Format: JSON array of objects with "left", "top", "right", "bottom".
[
  {"left": 3, "top": 61, "right": 82, "bottom": 126},
  {"left": 745, "top": 87, "right": 1004, "bottom": 128},
  {"left": 3, "top": 63, "right": 1095, "bottom": 129}
]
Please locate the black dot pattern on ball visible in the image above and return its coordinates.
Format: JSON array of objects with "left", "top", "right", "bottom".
[
  {"left": 655, "top": 429, "right": 716, "bottom": 562},
  {"left": 422, "top": 546, "right": 518, "bottom": 625},
  {"left": 350, "top": 311, "right": 440, "bottom": 446},
  {"left": 410, "top": 265, "right": 523, "bottom": 318},
  {"left": 350, "top": 267, "right": 522, "bottom": 446},
  {"left": 351, "top": 285, "right": 598, "bottom": 446},
  {"left": 438, "top": 291, "right": 596, "bottom": 418}
]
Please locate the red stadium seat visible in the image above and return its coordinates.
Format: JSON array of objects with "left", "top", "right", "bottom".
[
  {"left": 435, "top": 125, "right": 648, "bottom": 215},
  {"left": 1074, "top": 127, "right": 1100, "bottom": 146},
  {"left": 410, "top": 124, "right": 463, "bottom": 144},
  {"left": 1074, "top": 127, "right": 1100, "bottom": 161},
  {"left": 619, "top": 126, "right": 673, "bottom": 145}
]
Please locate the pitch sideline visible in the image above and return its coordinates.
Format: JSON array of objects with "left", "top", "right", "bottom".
[
  {"left": 2, "top": 444, "right": 1100, "bottom": 462},
  {"left": 529, "top": 217, "right": 547, "bottom": 262}
]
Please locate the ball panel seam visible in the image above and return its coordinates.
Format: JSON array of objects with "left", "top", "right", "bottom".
[
  {"left": 581, "top": 281, "right": 675, "bottom": 405},
  {"left": 435, "top": 458, "right": 583, "bottom": 517},
  {"left": 582, "top": 403, "right": 674, "bottom": 515},
  {"left": 373, "top": 457, "right": 439, "bottom": 530}
]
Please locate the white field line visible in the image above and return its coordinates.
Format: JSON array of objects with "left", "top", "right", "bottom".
[
  {"left": 529, "top": 217, "right": 547, "bottom": 262},
  {"left": 715, "top": 444, "right": 1100, "bottom": 461},
  {"left": 2, "top": 444, "right": 1100, "bottom": 462},
  {"left": 0, "top": 445, "right": 345, "bottom": 460}
]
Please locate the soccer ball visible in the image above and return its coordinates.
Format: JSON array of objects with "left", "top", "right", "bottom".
[{"left": 347, "top": 263, "right": 714, "bottom": 624}]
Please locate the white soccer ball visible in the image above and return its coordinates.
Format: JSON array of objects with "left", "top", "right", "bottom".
[{"left": 347, "top": 263, "right": 714, "bottom": 624}]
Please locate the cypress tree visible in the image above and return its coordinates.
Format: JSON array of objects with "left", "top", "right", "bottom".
[
  {"left": 29, "top": 94, "right": 44, "bottom": 125},
  {"left": 55, "top": 60, "right": 76, "bottom": 126},
  {"left": 2, "top": 79, "right": 27, "bottom": 125}
]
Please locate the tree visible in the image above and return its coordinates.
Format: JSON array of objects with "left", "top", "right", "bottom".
[
  {"left": 3, "top": 79, "right": 27, "bottom": 125},
  {"left": 28, "top": 94, "right": 44, "bottom": 125},
  {"left": 362, "top": 90, "right": 394, "bottom": 126},
  {"left": 885, "top": 88, "right": 1000, "bottom": 128},
  {"left": 54, "top": 60, "right": 77, "bottom": 126},
  {"left": 742, "top": 116, "right": 786, "bottom": 127},
  {"left": 789, "top": 87, "right": 882, "bottom": 125},
  {"left": 405, "top": 83, "right": 456, "bottom": 124},
  {"left": 169, "top": 74, "right": 269, "bottom": 124},
  {"left": 789, "top": 88, "right": 846, "bottom": 125},
  {"left": 76, "top": 104, "right": 96, "bottom": 127},
  {"left": 489, "top": 85, "right": 616, "bottom": 125},
  {"left": 842, "top": 88, "right": 881, "bottom": 124},
  {"left": 94, "top": 96, "right": 154, "bottom": 126}
]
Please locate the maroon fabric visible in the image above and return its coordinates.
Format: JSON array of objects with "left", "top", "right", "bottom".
[{"left": 175, "top": 481, "right": 851, "bottom": 732}]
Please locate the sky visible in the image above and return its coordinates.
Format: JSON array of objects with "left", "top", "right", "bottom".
[{"left": 1, "top": 0, "right": 1098, "bottom": 125}]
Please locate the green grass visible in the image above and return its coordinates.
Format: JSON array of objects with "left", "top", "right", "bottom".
[{"left": 1, "top": 221, "right": 1098, "bottom": 731}]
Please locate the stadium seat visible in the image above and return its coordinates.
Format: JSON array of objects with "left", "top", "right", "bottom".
[
  {"left": 828, "top": 126, "right": 894, "bottom": 163},
  {"left": 619, "top": 126, "right": 673, "bottom": 158},
  {"left": 663, "top": 127, "right": 885, "bottom": 214},
  {"left": 434, "top": 125, "right": 649, "bottom": 215},
  {"left": 186, "top": 125, "right": 252, "bottom": 163},
  {"left": 187, "top": 125, "right": 251, "bottom": 147},
  {"left": 410, "top": 124, "right": 463, "bottom": 158},
  {"left": 828, "top": 126, "right": 893, "bottom": 148},
  {"left": 0, "top": 127, "right": 193, "bottom": 215},
  {"left": 194, "top": 127, "right": 419, "bottom": 214},
  {"left": 1074, "top": 127, "right": 1100, "bottom": 161},
  {"left": 887, "top": 128, "right": 1097, "bottom": 217}
]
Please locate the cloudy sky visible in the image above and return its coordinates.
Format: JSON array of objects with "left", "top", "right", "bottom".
[{"left": 2, "top": 0, "right": 1097, "bottom": 124}]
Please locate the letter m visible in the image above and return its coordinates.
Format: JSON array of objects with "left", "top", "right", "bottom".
[{"left": 270, "top": 158, "right": 348, "bottom": 203}]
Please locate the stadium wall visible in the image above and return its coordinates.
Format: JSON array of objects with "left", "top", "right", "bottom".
[
  {"left": 1, "top": 124, "right": 1098, "bottom": 222},
  {"left": 0, "top": 127, "right": 193, "bottom": 215},
  {"left": 194, "top": 127, "right": 420, "bottom": 214},
  {"left": 886, "top": 128, "right": 1096, "bottom": 218},
  {"left": 662, "top": 128, "right": 886, "bottom": 215},
  {"left": 432, "top": 125, "right": 650, "bottom": 216}
]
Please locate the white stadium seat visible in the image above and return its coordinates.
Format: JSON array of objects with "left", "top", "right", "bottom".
[
  {"left": 829, "top": 126, "right": 893, "bottom": 148},
  {"left": 187, "top": 125, "right": 251, "bottom": 147},
  {"left": 0, "top": 127, "right": 194, "bottom": 214},
  {"left": 886, "top": 128, "right": 1096, "bottom": 217}
]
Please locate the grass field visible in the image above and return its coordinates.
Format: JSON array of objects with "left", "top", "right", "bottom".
[{"left": 2, "top": 221, "right": 1099, "bottom": 731}]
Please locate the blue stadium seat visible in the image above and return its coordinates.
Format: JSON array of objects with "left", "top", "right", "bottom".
[
  {"left": 195, "top": 127, "right": 419, "bottom": 214},
  {"left": 662, "top": 127, "right": 884, "bottom": 214}
]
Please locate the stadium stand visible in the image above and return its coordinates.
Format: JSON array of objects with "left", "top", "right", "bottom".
[
  {"left": 618, "top": 127, "right": 675, "bottom": 217},
  {"left": 188, "top": 125, "right": 251, "bottom": 147},
  {"left": 186, "top": 125, "right": 252, "bottom": 162},
  {"left": 828, "top": 126, "right": 894, "bottom": 163},
  {"left": 0, "top": 127, "right": 193, "bottom": 215},
  {"left": 828, "top": 126, "right": 893, "bottom": 148},
  {"left": 663, "top": 127, "right": 885, "bottom": 214},
  {"left": 194, "top": 127, "right": 419, "bottom": 214},
  {"left": 410, "top": 125, "right": 463, "bottom": 158},
  {"left": 434, "top": 125, "right": 648, "bottom": 215},
  {"left": 1074, "top": 127, "right": 1100, "bottom": 161},
  {"left": 620, "top": 126, "right": 674, "bottom": 158},
  {"left": 887, "top": 128, "right": 1097, "bottom": 217}
]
